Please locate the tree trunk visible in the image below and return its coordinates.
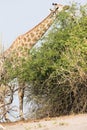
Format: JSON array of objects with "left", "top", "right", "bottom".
[{"left": 18, "top": 83, "right": 25, "bottom": 120}]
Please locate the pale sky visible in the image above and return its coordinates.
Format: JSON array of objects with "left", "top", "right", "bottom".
[{"left": 0, "top": 0, "right": 87, "bottom": 50}]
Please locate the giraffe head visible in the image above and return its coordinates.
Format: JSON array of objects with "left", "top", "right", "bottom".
[
  {"left": 52, "top": 3, "right": 64, "bottom": 12},
  {"left": 49, "top": 3, "right": 64, "bottom": 19},
  {"left": 51, "top": 3, "right": 69, "bottom": 14}
]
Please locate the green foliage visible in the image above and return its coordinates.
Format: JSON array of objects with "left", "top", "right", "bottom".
[{"left": 3, "top": 4, "right": 87, "bottom": 119}]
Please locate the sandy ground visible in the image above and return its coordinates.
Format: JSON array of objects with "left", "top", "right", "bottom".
[{"left": 0, "top": 114, "right": 87, "bottom": 130}]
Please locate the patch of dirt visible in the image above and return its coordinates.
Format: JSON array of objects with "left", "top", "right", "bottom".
[{"left": 1, "top": 114, "right": 87, "bottom": 130}]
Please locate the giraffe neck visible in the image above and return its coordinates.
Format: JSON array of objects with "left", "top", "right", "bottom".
[{"left": 3, "top": 11, "right": 56, "bottom": 58}]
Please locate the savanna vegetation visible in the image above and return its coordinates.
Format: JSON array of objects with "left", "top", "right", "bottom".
[{"left": 0, "top": 3, "right": 87, "bottom": 121}]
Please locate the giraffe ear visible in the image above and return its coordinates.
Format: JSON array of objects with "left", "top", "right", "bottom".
[
  {"left": 63, "top": 5, "right": 70, "bottom": 10},
  {"left": 50, "top": 9, "right": 53, "bottom": 11}
]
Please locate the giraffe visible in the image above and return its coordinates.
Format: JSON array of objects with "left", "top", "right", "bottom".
[{"left": 0, "top": 3, "right": 65, "bottom": 120}]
